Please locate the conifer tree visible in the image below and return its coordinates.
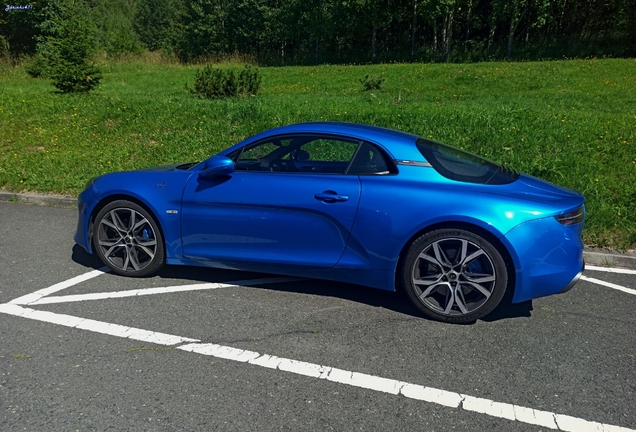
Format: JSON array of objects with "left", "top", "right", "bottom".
[{"left": 38, "top": 0, "right": 101, "bottom": 93}]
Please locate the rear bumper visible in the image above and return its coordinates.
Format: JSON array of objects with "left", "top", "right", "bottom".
[
  {"left": 505, "top": 217, "right": 584, "bottom": 303},
  {"left": 558, "top": 262, "right": 584, "bottom": 295}
]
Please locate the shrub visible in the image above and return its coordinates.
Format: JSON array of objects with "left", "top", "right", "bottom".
[
  {"left": 359, "top": 74, "right": 385, "bottom": 91},
  {"left": 49, "top": 59, "right": 101, "bottom": 93},
  {"left": 24, "top": 54, "right": 49, "bottom": 78},
  {"left": 238, "top": 64, "right": 262, "bottom": 96},
  {"left": 189, "top": 64, "right": 262, "bottom": 99}
]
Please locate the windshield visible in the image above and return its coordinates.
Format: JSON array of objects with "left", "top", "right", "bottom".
[{"left": 416, "top": 138, "right": 518, "bottom": 185}]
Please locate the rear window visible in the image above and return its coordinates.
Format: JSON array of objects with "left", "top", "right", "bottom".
[{"left": 416, "top": 138, "right": 518, "bottom": 185}]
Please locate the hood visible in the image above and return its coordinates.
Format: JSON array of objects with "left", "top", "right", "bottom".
[{"left": 134, "top": 162, "right": 197, "bottom": 172}]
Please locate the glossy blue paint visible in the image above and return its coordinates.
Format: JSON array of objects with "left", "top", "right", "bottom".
[
  {"left": 181, "top": 171, "right": 361, "bottom": 267},
  {"left": 75, "top": 122, "right": 585, "bottom": 309},
  {"left": 199, "top": 155, "right": 235, "bottom": 180},
  {"left": 75, "top": 168, "right": 196, "bottom": 257}
]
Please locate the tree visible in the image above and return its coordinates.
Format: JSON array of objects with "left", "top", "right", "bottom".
[
  {"left": 131, "top": 0, "right": 635, "bottom": 65},
  {"left": 175, "top": 0, "right": 228, "bottom": 62},
  {"left": 0, "top": 0, "right": 51, "bottom": 58},
  {"left": 38, "top": 0, "right": 101, "bottom": 92},
  {"left": 504, "top": 0, "right": 527, "bottom": 60},
  {"left": 133, "top": 0, "right": 183, "bottom": 52},
  {"left": 93, "top": 0, "right": 142, "bottom": 57}
]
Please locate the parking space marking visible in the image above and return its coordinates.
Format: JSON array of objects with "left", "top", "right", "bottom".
[
  {"left": 0, "top": 303, "right": 199, "bottom": 345},
  {"left": 1, "top": 270, "right": 634, "bottom": 432},
  {"left": 580, "top": 276, "right": 636, "bottom": 295},
  {"left": 28, "top": 277, "right": 299, "bottom": 305},
  {"left": 178, "top": 342, "right": 632, "bottom": 431},
  {"left": 585, "top": 265, "right": 636, "bottom": 275},
  {"left": 9, "top": 267, "right": 110, "bottom": 305}
]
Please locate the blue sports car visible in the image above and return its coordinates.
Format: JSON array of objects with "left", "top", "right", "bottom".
[{"left": 75, "top": 122, "right": 585, "bottom": 323}]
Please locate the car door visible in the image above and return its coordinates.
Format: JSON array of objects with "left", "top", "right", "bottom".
[{"left": 180, "top": 134, "right": 362, "bottom": 268}]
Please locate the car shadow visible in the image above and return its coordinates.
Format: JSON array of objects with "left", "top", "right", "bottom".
[
  {"left": 482, "top": 299, "right": 533, "bottom": 322},
  {"left": 71, "top": 244, "right": 105, "bottom": 269},
  {"left": 71, "top": 244, "right": 533, "bottom": 323},
  {"left": 154, "top": 263, "right": 425, "bottom": 318},
  {"left": 158, "top": 265, "right": 535, "bottom": 323}
]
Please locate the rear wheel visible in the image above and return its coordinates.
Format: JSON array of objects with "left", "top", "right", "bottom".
[
  {"left": 402, "top": 228, "right": 508, "bottom": 323},
  {"left": 93, "top": 200, "right": 165, "bottom": 277}
]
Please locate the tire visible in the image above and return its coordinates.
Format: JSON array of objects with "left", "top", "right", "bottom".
[
  {"left": 93, "top": 200, "right": 165, "bottom": 277},
  {"left": 402, "top": 228, "right": 508, "bottom": 323}
]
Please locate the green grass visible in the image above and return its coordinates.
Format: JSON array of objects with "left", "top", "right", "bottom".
[{"left": 0, "top": 58, "right": 634, "bottom": 248}]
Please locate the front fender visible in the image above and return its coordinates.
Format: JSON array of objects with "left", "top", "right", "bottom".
[{"left": 82, "top": 170, "right": 194, "bottom": 259}]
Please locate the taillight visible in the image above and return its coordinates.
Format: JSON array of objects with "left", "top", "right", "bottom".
[{"left": 555, "top": 206, "right": 585, "bottom": 225}]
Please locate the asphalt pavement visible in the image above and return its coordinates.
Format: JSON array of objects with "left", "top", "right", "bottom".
[{"left": 1, "top": 201, "right": 634, "bottom": 431}]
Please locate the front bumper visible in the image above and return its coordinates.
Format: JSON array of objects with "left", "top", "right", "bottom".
[{"left": 73, "top": 188, "right": 96, "bottom": 254}]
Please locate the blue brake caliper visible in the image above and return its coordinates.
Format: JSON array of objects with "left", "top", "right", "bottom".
[{"left": 467, "top": 260, "right": 483, "bottom": 274}]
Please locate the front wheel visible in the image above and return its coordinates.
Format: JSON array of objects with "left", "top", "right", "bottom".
[
  {"left": 93, "top": 200, "right": 165, "bottom": 277},
  {"left": 402, "top": 229, "right": 509, "bottom": 323}
]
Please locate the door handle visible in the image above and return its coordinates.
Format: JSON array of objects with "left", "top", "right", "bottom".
[{"left": 314, "top": 192, "right": 349, "bottom": 203}]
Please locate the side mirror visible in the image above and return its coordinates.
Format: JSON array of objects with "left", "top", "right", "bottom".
[{"left": 199, "top": 155, "right": 235, "bottom": 180}]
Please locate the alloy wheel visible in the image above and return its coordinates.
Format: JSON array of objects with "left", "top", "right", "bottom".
[
  {"left": 96, "top": 207, "right": 158, "bottom": 273},
  {"left": 411, "top": 237, "right": 497, "bottom": 317}
]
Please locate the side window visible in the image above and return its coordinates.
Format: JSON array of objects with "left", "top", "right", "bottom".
[
  {"left": 232, "top": 135, "right": 361, "bottom": 174},
  {"left": 239, "top": 142, "right": 279, "bottom": 161},
  {"left": 301, "top": 139, "right": 358, "bottom": 163},
  {"left": 233, "top": 138, "right": 292, "bottom": 171},
  {"left": 348, "top": 141, "right": 392, "bottom": 175},
  {"left": 416, "top": 138, "right": 518, "bottom": 184}
]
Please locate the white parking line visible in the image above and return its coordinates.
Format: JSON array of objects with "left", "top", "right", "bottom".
[
  {"left": 580, "top": 276, "right": 636, "bottom": 295},
  {"left": 9, "top": 267, "right": 110, "bottom": 305},
  {"left": 175, "top": 343, "right": 633, "bottom": 431},
  {"left": 1, "top": 270, "right": 634, "bottom": 432},
  {"left": 0, "top": 303, "right": 198, "bottom": 345},
  {"left": 585, "top": 265, "right": 636, "bottom": 275},
  {"left": 27, "top": 277, "right": 299, "bottom": 305}
]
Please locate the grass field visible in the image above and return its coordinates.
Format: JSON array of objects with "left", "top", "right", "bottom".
[{"left": 0, "top": 58, "right": 634, "bottom": 248}]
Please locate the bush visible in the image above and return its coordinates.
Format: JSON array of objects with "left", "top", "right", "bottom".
[
  {"left": 24, "top": 54, "right": 49, "bottom": 78},
  {"left": 49, "top": 59, "right": 101, "bottom": 92},
  {"left": 238, "top": 64, "right": 262, "bottom": 96},
  {"left": 189, "top": 64, "right": 262, "bottom": 99},
  {"left": 359, "top": 74, "right": 385, "bottom": 91}
]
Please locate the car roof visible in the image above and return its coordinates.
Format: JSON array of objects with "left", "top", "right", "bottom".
[{"left": 227, "top": 122, "right": 425, "bottom": 161}]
